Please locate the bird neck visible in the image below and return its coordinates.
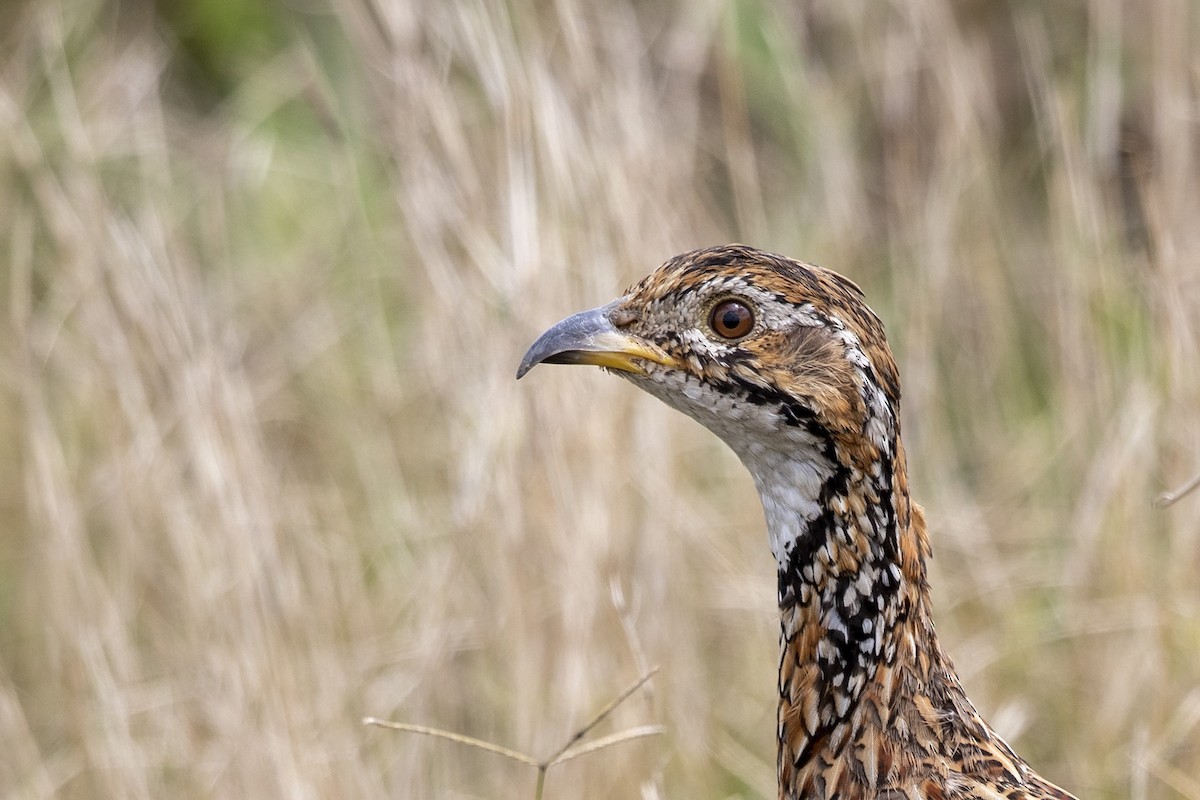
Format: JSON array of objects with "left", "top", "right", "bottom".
[{"left": 753, "top": 433, "right": 946, "bottom": 796}]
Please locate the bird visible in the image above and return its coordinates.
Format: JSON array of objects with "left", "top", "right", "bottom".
[{"left": 517, "top": 245, "right": 1078, "bottom": 800}]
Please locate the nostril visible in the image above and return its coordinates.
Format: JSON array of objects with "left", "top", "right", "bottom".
[{"left": 608, "top": 306, "right": 640, "bottom": 327}]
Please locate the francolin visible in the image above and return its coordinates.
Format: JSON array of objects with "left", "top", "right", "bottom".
[{"left": 518, "top": 245, "right": 1077, "bottom": 800}]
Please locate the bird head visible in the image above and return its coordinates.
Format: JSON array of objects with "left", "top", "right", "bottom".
[{"left": 518, "top": 245, "right": 901, "bottom": 473}]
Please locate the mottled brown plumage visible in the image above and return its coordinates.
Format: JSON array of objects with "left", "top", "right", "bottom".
[{"left": 518, "top": 245, "right": 1077, "bottom": 800}]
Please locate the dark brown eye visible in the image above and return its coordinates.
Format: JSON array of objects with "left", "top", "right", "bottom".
[{"left": 709, "top": 299, "right": 754, "bottom": 339}]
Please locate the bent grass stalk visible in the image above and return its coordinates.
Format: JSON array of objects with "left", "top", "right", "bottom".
[{"left": 365, "top": 667, "right": 663, "bottom": 799}]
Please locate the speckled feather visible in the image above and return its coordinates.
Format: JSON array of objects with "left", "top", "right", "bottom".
[{"left": 574, "top": 245, "right": 1076, "bottom": 800}]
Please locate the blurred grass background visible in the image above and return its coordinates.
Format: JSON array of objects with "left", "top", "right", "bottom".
[{"left": 1, "top": 0, "right": 1199, "bottom": 797}]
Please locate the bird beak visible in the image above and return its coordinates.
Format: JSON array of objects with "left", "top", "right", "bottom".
[{"left": 516, "top": 300, "right": 677, "bottom": 379}]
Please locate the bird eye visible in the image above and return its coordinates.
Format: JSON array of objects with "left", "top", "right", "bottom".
[{"left": 709, "top": 299, "right": 755, "bottom": 340}]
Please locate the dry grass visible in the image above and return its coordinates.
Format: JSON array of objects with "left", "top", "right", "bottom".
[{"left": 1, "top": 0, "right": 1199, "bottom": 797}]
